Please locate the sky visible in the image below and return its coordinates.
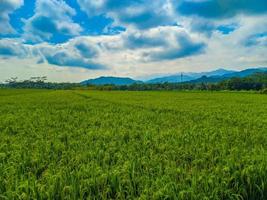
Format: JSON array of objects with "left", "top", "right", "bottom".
[{"left": 0, "top": 0, "right": 267, "bottom": 82}]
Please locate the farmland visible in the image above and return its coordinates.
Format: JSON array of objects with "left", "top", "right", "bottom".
[{"left": 0, "top": 89, "right": 267, "bottom": 199}]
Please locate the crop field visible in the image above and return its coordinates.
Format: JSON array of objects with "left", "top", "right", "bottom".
[{"left": 0, "top": 89, "right": 267, "bottom": 199}]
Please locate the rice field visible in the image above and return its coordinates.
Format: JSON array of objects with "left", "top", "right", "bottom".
[{"left": 0, "top": 89, "right": 267, "bottom": 199}]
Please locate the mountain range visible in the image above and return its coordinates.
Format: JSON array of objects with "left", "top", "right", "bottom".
[
  {"left": 189, "top": 67, "right": 267, "bottom": 83},
  {"left": 81, "top": 67, "right": 267, "bottom": 85},
  {"left": 146, "top": 69, "right": 236, "bottom": 83}
]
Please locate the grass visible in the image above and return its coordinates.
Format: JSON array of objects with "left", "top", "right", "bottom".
[{"left": 0, "top": 89, "right": 267, "bottom": 199}]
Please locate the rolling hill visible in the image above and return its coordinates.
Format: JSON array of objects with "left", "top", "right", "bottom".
[
  {"left": 190, "top": 67, "right": 267, "bottom": 83},
  {"left": 81, "top": 76, "right": 142, "bottom": 85},
  {"left": 146, "top": 69, "right": 236, "bottom": 83},
  {"left": 81, "top": 68, "right": 267, "bottom": 85}
]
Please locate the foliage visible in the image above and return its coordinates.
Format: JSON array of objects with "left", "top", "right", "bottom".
[
  {"left": 261, "top": 88, "right": 267, "bottom": 94},
  {"left": 0, "top": 89, "right": 267, "bottom": 199},
  {"left": 218, "top": 72, "right": 267, "bottom": 91},
  {"left": 3, "top": 77, "right": 79, "bottom": 90}
]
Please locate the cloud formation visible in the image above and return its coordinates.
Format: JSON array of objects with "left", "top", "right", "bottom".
[
  {"left": 23, "top": 0, "right": 82, "bottom": 43},
  {"left": 243, "top": 32, "right": 267, "bottom": 47},
  {"left": 77, "top": 0, "right": 175, "bottom": 29},
  {"left": 42, "top": 50, "right": 105, "bottom": 69},
  {"left": 36, "top": 38, "right": 106, "bottom": 69},
  {"left": 0, "top": 37, "right": 105, "bottom": 70},
  {"left": 0, "top": 39, "right": 29, "bottom": 57},
  {"left": 147, "top": 35, "right": 205, "bottom": 61},
  {"left": 122, "top": 26, "right": 206, "bottom": 60},
  {"left": 0, "top": 0, "right": 23, "bottom": 35},
  {"left": 177, "top": 0, "right": 267, "bottom": 19},
  {"left": 74, "top": 40, "right": 99, "bottom": 58}
]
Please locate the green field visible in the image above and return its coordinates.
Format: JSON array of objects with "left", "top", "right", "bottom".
[{"left": 0, "top": 89, "right": 267, "bottom": 199}]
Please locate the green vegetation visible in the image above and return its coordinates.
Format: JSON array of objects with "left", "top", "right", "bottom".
[
  {"left": 0, "top": 77, "right": 79, "bottom": 90},
  {"left": 0, "top": 89, "right": 267, "bottom": 199},
  {"left": 1, "top": 72, "right": 267, "bottom": 92},
  {"left": 108, "top": 72, "right": 267, "bottom": 91}
]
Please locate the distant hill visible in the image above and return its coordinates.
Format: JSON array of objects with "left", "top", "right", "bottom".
[
  {"left": 80, "top": 68, "right": 267, "bottom": 85},
  {"left": 81, "top": 76, "right": 142, "bottom": 85},
  {"left": 223, "top": 68, "right": 267, "bottom": 78},
  {"left": 190, "top": 67, "right": 267, "bottom": 83},
  {"left": 186, "top": 68, "right": 237, "bottom": 78},
  {"left": 147, "top": 74, "right": 195, "bottom": 83},
  {"left": 188, "top": 76, "right": 226, "bottom": 83},
  {"left": 146, "top": 68, "right": 236, "bottom": 83}
]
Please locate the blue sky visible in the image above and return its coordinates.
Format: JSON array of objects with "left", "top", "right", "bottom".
[{"left": 0, "top": 0, "right": 267, "bottom": 82}]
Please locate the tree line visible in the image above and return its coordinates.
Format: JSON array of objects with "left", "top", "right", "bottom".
[
  {"left": 0, "top": 76, "right": 79, "bottom": 90},
  {"left": 87, "top": 72, "right": 267, "bottom": 93},
  {"left": 1, "top": 72, "right": 267, "bottom": 93}
]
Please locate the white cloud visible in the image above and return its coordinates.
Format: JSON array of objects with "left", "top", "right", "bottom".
[
  {"left": 23, "top": 0, "right": 82, "bottom": 43},
  {"left": 0, "top": 38, "right": 29, "bottom": 57},
  {"left": 77, "top": 0, "right": 175, "bottom": 29},
  {"left": 0, "top": 0, "right": 23, "bottom": 35}
]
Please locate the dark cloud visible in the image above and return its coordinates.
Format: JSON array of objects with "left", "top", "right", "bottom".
[
  {"left": 147, "top": 35, "right": 206, "bottom": 61},
  {"left": 124, "top": 31, "right": 168, "bottom": 49},
  {"left": 37, "top": 40, "right": 105, "bottom": 70},
  {"left": 176, "top": 0, "right": 267, "bottom": 19},
  {"left": 77, "top": 0, "right": 174, "bottom": 29},
  {"left": 189, "top": 19, "right": 215, "bottom": 37},
  {"left": 44, "top": 51, "right": 105, "bottom": 69},
  {"left": 0, "top": 37, "right": 105, "bottom": 70},
  {"left": 74, "top": 41, "right": 99, "bottom": 58},
  {"left": 121, "top": 27, "right": 206, "bottom": 60}
]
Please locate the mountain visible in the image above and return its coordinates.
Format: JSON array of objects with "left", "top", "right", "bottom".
[
  {"left": 80, "top": 67, "right": 267, "bottom": 86},
  {"left": 189, "top": 67, "right": 267, "bottom": 83},
  {"left": 81, "top": 76, "right": 142, "bottom": 85},
  {"left": 223, "top": 68, "right": 267, "bottom": 78},
  {"left": 191, "top": 68, "right": 237, "bottom": 77},
  {"left": 147, "top": 74, "right": 195, "bottom": 83},
  {"left": 146, "top": 68, "right": 236, "bottom": 83},
  {"left": 188, "top": 76, "right": 227, "bottom": 83}
]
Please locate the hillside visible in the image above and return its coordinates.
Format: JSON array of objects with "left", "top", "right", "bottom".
[
  {"left": 147, "top": 69, "right": 236, "bottom": 83},
  {"left": 80, "top": 68, "right": 267, "bottom": 85},
  {"left": 189, "top": 68, "right": 267, "bottom": 83},
  {"left": 81, "top": 76, "right": 142, "bottom": 85}
]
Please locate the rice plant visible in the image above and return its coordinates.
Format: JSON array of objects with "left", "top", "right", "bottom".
[{"left": 0, "top": 89, "right": 266, "bottom": 199}]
